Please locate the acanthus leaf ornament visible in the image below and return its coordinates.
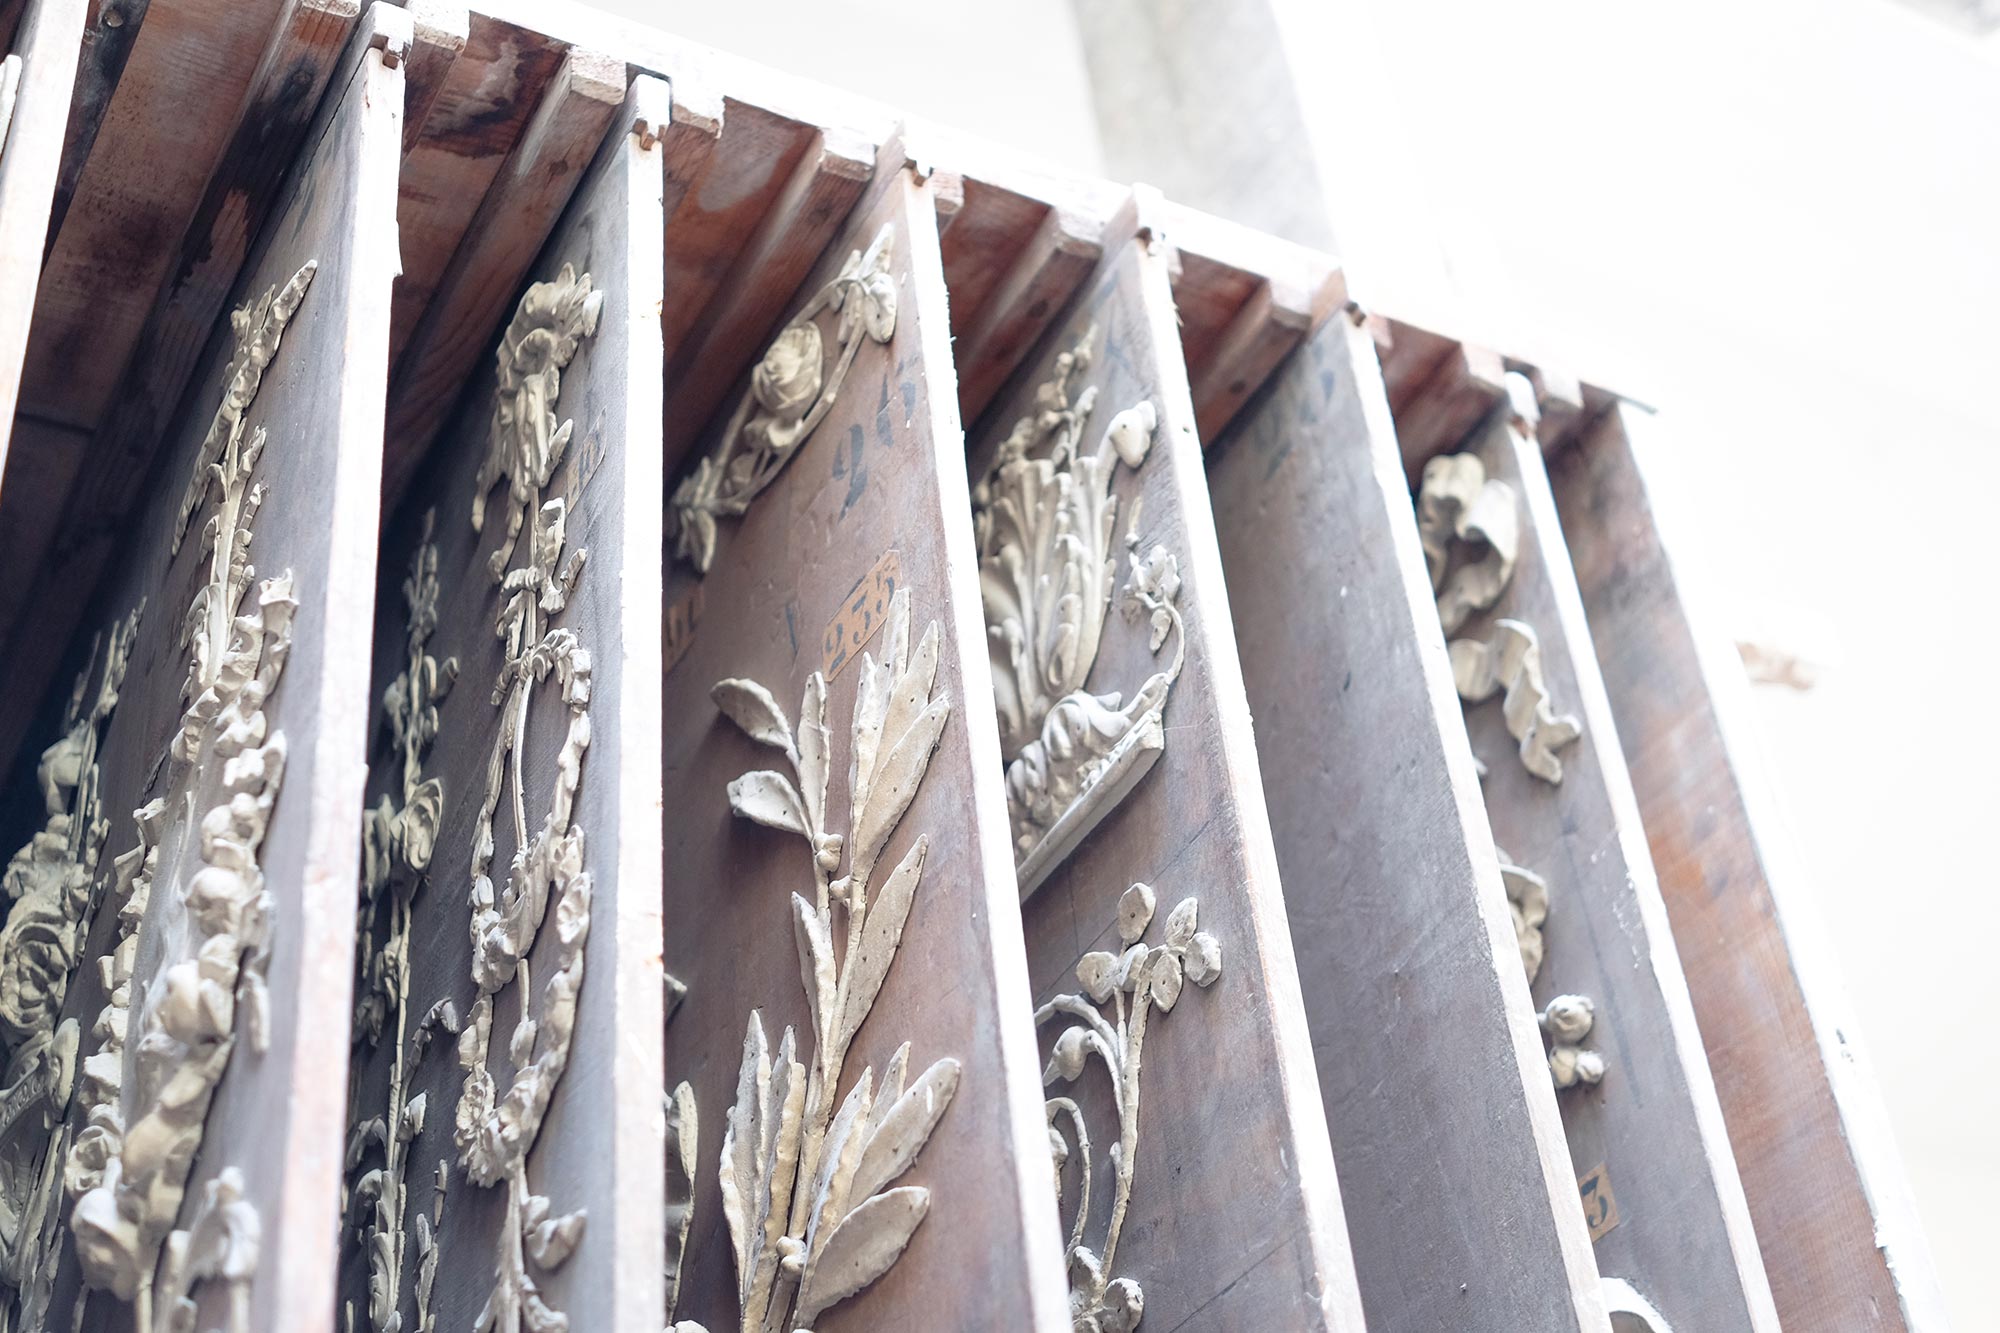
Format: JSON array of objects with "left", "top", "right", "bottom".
[
  {"left": 457, "top": 267, "right": 602, "bottom": 1333},
  {"left": 63, "top": 260, "right": 318, "bottom": 1331},
  {"left": 971, "top": 328, "right": 1184, "bottom": 896},
  {"left": 670, "top": 225, "right": 897, "bottom": 573},
  {"left": 675, "top": 588, "right": 960, "bottom": 1333},
  {"left": 1039, "top": 883, "right": 1223, "bottom": 1332}
]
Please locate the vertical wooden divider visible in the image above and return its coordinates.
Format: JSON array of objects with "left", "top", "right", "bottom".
[
  {"left": 342, "top": 78, "right": 668, "bottom": 1333},
  {"left": 1551, "top": 404, "right": 1946, "bottom": 1331},
  {"left": 3, "top": 20, "right": 403, "bottom": 1329},
  {"left": 1206, "top": 313, "right": 1609, "bottom": 1331},
  {"left": 1456, "top": 397, "right": 1780, "bottom": 1330},
  {"left": 963, "top": 207, "right": 1366, "bottom": 1331},
  {"left": 658, "top": 153, "right": 1071, "bottom": 1333},
  {"left": 0, "top": 0, "right": 84, "bottom": 469}
]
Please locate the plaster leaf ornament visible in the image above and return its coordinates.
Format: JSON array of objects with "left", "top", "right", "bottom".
[
  {"left": 669, "top": 225, "right": 897, "bottom": 573},
  {"left": 1603, "top": 1277, "right": 1675, "bottom": 1333},
  {"left": 1495, "top": 849, "right": 1548, "bottom": 985},
  {"left": 0, "top": 607, "right": 142, "bottom": 1327},
  {"left": 1540, "top": 994, "right": 1606, "bottom": 1091},
  {"left": 970, "top": 327, "right": 1183, "bottom": 897},
  {"left": 344, "top": 513, "right": 459, "bottom": 1333},
  {"left": 687, "top": 587, "right": 961, "bottom": 1333},
  {"left": 64, "top": 261, "right": 318, "bottom": 1330},
  {"left": 1449, "top": 620, "right": 1582, "bottom": 785},
  {"left": 456, "top": 271, "right": 603, "bottom": 1333},
  {"left": 1038, "top": 883, "right": 1222, "bottom": 1332},
  {"left": 664, "top": 1082, "right": 699, "bottom": 1323}
]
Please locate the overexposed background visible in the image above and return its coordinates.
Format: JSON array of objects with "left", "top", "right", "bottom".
[{"left": 606, "top": 0, "right": 1999, "bottom": 1319}]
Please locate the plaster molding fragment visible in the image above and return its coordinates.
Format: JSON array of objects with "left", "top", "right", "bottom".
[
  {"left": 64, "top": 261, "right": 320, "bottom": 1331},
  {"left": 971, "top": 328, "right": 1183, "bottom": 897},
  {"left": 1450, "top": 620, "right": 1583, "bottom": 785},
  {"left": 1604, "top": 1276, "right": 1675, "bottom": 1332},
  {"left": 1496, "top": 849, "right": 1548, "bottom": 984},
  {"left": 676, "top": 588, "right": 960, "bottom": 1333},
  {"left": 671, "top": 225, "right": 897, "bottom": 573},
  {"left": 1038, "top": 883, "right": 1223, "bottom": 1332},
  {"left": 456, "top": 267, "right": 604, "bottom": 1333},
  {"left": 1539, "top": 994, "right": 1606, "bottom": 1090}
]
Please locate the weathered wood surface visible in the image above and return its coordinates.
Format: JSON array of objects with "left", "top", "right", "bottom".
[
  {"left": 1457, "top": 398, "right": 1779, "bottom": 1331},
  {"left": 0, "top": 0, "right": 85, "bottom": 467},
  {"left": 341, "top": 82, "right": 667, "bottom": 1333},
  {"left": 7, "top": 29, "right": 403, "bottom": 1328},
  {"left": 1206, "top": 312, "right": 1609, "bottom": 1331},
  {"left": 1550, "top": 403, "right": 1946, "bottom": 1331},
  {"left": 659, "top": 162, "right": 1070, "bottom": 1333},
  {"left": 969, "top": 212, "right": 1365, "bottom": 1332}
]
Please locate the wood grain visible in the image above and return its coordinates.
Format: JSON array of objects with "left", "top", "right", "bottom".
[
  {"left": 1550, "top": 403, "right": 1946, "bottom": 1331},
  {"left": 1205, "top": 311, "right": 1609, "bottom": 1331}
]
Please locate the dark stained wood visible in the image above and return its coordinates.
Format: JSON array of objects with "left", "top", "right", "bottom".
[
  {"left": 0, "top": 414, "right": 84, "bottom": 696},
  {"left": 22, "top": 28, "right": 404, "bottom": 1327},
  {"left": 381, "top": 42, "right": 625, "bottom": 503},
  {"left": 44, "top": 0, "right": 150, "bottom": 247},
  {"left": 0, "top": 0, "right": 86, "bottom": 467},
  {"left": 968, "top": 209, "right": 1366, "bottom": 1332},
  {"left": 1206, "top": 312, "right": 1609, "bottom": 1330},
  {"left": 344, "top": 79, "right": 669, "bottom": 1333},
  {"left": 660, "top": 160, "right": 1070, "bottom": 1333},
  {"left": 1459, "top": 396, "right": 1779, "bottom": 1331},
  {"left": 1550, "top": 403, "right": 1946, "bottom": 1330}
]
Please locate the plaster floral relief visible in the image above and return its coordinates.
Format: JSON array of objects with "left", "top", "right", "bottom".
[
  {"left": 63, "top": 260, "right": 317, "bottom": 1332},
  {"left": 671, "top": 225, "right": 897, "bottom": 573},
  {"left": 344, "top": 511, "right": 460, "bottom": 1333},
  {"left": 671, "top": 588, "right": 960, "bottom": 1333},
  {"left": 455, "top": 265, "right": 602, "bottom": 1333},
  {"left": 1039, "top": 883, "right": 1222, "bottom": 1332},
  {"left": 971, "top": 327, "right": 1184, "bottom": 898},
  {"left": 0, "top": 607, "right": 141, "bottom": 1331}
]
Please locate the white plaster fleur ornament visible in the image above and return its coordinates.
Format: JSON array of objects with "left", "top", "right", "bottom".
[{"left": 671, "top": 224, "right": 897, "bottom": 573}]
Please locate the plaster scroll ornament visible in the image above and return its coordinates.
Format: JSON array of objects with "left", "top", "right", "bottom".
[
  {"left": 664, "top": 1082, "right": 697, "bottom": 1322},
  {"left": 64, "top": 260, "right": 318, "bottom": 1331},
  {"left": 1495, "top": 849, "right": 1548, "bottom": 984},
  {"left": 456, "top": 267, "right": 603, "bottom": 1333},
  {"left": 674, "top": 587, "right": 961, "bottom": 1333},
  {"left": 970, "top": 327, "right": 1184, "bottom": 898},
  {"left": 0, "top": 607, "right": 142, "bottom": 1329},
  {"left": 344, "top": 511, "right": 460, "bottom": 1333},
  {"left": 1539, "top": 994, "right": 1606, "bottom": 1091},
  {"left": 670, "top": 224, "right": 897, "bottom": 573},
  {"left": 1449, "top": 620, "right": 1582, "bottom": 785},
  {"left": 1603, "top": 1277, "right": 1675, "bottom": 1333},
  {"left": 1039, "top": 883, "right": 1223, "bottom": 1333}
]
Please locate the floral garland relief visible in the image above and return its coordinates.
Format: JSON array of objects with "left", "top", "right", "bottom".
[
  {"left": 671, "top": 588, "right": 961, "bottom": 1333},
  {"left": 0, "top": 607, "right": 141, "bottom": 1331},
  {"left": 970, "top": 327, "right": 1185, "bottom": 898},
  {"left": 343, "top": 511, "right": 460, "bottom": 1333},
  {"left": 670, "top": 225, "right": 897, "bottom": 573},
  {"left": 456, "top": 264, "right": 602, "bottom": 1333},
  {"left": 61, "top": 260, "right": 317, "bottom": 1331}
]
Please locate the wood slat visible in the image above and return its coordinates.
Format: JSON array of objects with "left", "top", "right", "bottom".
[
  {"left": 947, "top": 194, "right": 1101, "bottom": 425},
  {"left": 44, "top": 0, "right": 149, "bottom": 245},
  {"left": 381, "top": 42, "right": 625, "bottom": 502},
  {"left": 22, "top": 27, "right": 403, "bottom": 1325},
  {"left": 397, "top": 0, "right": 467, "bottom": 156},
  {"left": 965, "top": 205, "right": 1366, "bottom": 1331},
  {"left": 659, "top": 158, "right": 1070, "bottom": 1333},
  {"left": 341, "top": 80, "right": 669, "bottom": 1333},
  {"left": 1206, "top": 311, "right": 1610, "bottom": 1330},
  {"left": 0, "top": 0, "right": 86, "bottom": 467},
  {"left": 1458, "top": 392, "right": 1779, "bottom": 1330},
  {"left": 1550, "top": 403, "right": 1947, "bottom": 1331}
]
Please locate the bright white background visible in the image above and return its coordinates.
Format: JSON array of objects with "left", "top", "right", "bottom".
[{"left": 606, "top": 0, "right": 1999, "bottom": 1318}]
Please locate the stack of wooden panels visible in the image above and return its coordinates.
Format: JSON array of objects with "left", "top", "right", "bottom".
[{"left": 0, "top": 2, "right": 1936, "bottom": 1331}]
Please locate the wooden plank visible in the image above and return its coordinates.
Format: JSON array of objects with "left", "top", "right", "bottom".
[
  {"left": 1390, "top": 336, "right": 1508, "bottom": 480},
  {"left": 947, "top": 197, "right": 1100, "bottom": 425},
  {"left": 1452, "top": 391, "right": 1779, "bottom": 1330},
  {"left": 397, "top": 0, "right": 468, "bottom": 157},
  {"left": 1206, "top": 312, "right": 1610, "bottom": 1329},
  {"left": 0, "top": 0, "right": 85, "bottom": 471},
  {"left": 661, "top": 125, "right": 873, "bottom": 460},
  {"left": 381, "top": 43, "right": 624, "bottom": 503},
  {"left": 965, "top": 208, "right": 1365, "bottom": 1331},
  {"left": 340, "top": 79, "right": 668, "bottom": 1333},
  {"left": 658, "top": 159, "right": 1070, "bottom": 1333},
  {"left": 44, "top": 0, "right": 151, "bottom": 255},
  {"left": 0, "top": 414, "right": 85, "bottom": 715},
  {"left": 1550, "top": 403, "right": 1947, "bottom": 1330},
  {"left": 19, "top": 0, "right": 292, "bottom": 429},
  {"left": 5, "top": 28, "right": 403, "bottom": 1327},
  {"left": 0, "top": 0, "right": 368, "bottom": 816}
]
